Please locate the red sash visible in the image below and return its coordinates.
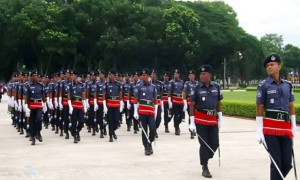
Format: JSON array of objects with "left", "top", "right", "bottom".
[
  {"left": 107, "top": 99, "right": 120, "bottom": 108},
  {"left": 172, "top": 96, "right": 183, "bottom": 105},
  {"left": 263, "top": 118, "right": 293, "bottom": 139},
  {"left": 29, "top": 102, "right": 43, "bottom": 110},
  {"left": 138, "top": 104, "right": 155, "bottom": 116},
  {"left": 194, "top": 110, "right": 217, "bottom": 126},
  {"left": 97, "top": 97, "right": 103, "bottom": 105},
  {"left": 72, "top": 100, "right": 83, "bottom": 110},
  {"left": 130, "top": 97, "right": 135, "bottom": 104},
  {"left": 62, "top": 98, "right": 68, "bottom": 106},
  {"left": 89, "top": 97, "right": 94, "bottom": 105}
]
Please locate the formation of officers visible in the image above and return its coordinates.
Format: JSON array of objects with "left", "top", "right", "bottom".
[{"left": 4, "top": 54, "right": 298, "bottom": 180}]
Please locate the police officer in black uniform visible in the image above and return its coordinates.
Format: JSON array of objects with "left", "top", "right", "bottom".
[
  {"left": 59, "top": 70, "right": 71, "bottom": 139},
  {"left": 95, "top": 70, "right": 107, "bottom": 138},
  {"left": 86, "top": 70, "right": 98, "bottom": 136},
  {"left": 189, "top": 65, "right": 223, "bottom": 178},
  {"left": 256, "top": 54, "right": 297, "bottom": 180},
  {"left": 151, "top": 69, "right": 163, "bottom": 138},
  {"left": 123, "top": 72, "right": 132, "bottom": 131},
  {"left": 162, "top": 71, "right": 172, "bottom": 133},
  {"left": 134, "top": 68, "right": 158, "bottom": 156},
  {"left": 128, "top": 71, "right": 140, "bottom": 134}
]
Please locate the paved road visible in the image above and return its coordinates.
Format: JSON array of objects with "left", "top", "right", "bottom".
[{"left": 0, "top": 95, "right": 299, "bottom": 180}]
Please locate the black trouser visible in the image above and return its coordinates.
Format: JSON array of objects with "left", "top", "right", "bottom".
[
  {"left": 43, "top": 110, "right": 50, "bottom": 125},
  {"left": 56, "top": 109, "right": 63, "bottom": 130},
  {"left": 107, "top": 107, "right": 119, "bottom": 137},
  {"left": 140, "top": 114, "right": 156, "bottom": 146},
  {"left": 96, "top": 104, "right": 104, "bottom": 130},
  {"left": 62, "top": 106, "right": 70, "bottom": 134},
  {"left": 163, "top": 102, "right": 170, "bottom": 126},
  {"left": 71, "top": 109, "right": 84, "bottom": 136},
  {"left": 265, "top": 135, "right": 293, "bottom": 180},
  {"left": 172, "top": 103, "right": 184, "bottom": 129},
  {"left": 196, "top": 124, "right": 219, "bottom": 166},
  {"left": 14, "top": 108, "right": 18, "bottom": 125},
  {"left": 0, "top": 92, "right": 2, "bottom": 101},
  {"left": 18, "top": 110, "right": 23, "bottom": 129},
  {"left": 124, "top": 103, "right": 131, "bottom": 126},
  {"left": 29, "top": 109, "right": 43, "bottom": 138},
  {"left": 129, "top": 104, "right": 138, "bottom": 130},
  {"left": 88, "top": 105, "right": 96, "bottom": 130},
  {"left": 156, "top": 107, "right": 162, "bottom": 129}
]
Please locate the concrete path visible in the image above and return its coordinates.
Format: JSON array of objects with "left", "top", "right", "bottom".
[{"left": 0, "top": 95, "right": 299, "bottom": 180}]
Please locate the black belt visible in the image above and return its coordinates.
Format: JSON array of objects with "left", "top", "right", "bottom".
[
  {"left": 265, "top": 109, "right": 290, "bottom": 122},
  {"left": 172, "top": 93, "right": 182, "bottom": 97},
  {"left": 29, "top": 98, "right": 42, "bottom": 103},
  {"left": 107, "top": 96, "right": 119, "bottom": 100},
  {"left": 71, "top": 96, "right": 82, "bottom": 101},
  {"left": 196, "top": 108, "right": 217, "bottom": 116}
]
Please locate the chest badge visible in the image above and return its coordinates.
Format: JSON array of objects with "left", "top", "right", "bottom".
[
  {"left": 270, "top": 98, "right": 275, "bottom": 104},
  {"left": 74, "top": 91, "right": 76, "bottom": 93},
  {"left": 110, "top": 90, "right": 112, "bottom": 92},
  {"left": 32, "top": 91, "right": 34, "bottom": 94},
  {"left": 202, "top": 97, "right": 206, "bottom": 101},
  {"left": 143, "top": 93, "right": 146, "bottom": 96}
]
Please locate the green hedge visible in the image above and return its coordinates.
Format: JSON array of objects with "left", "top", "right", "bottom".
[{"left": 222, "top": 100, "right": 300, "bottom": 123}]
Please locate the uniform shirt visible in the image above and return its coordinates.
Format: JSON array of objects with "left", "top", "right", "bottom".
[
  {"left": 105, "top": 81, "right": 122, "bottom": 98},
  {"left": 87, "top": 81, "right": 97, "bottom": 98},
  {"left": 256, "top": 77, "right": 294, "bottom": 112},
  {"left": 60, "top": 79, "right": 70, "bottom": 98},
  {"left": 130, "top": 81, "right": 139, "bottom": 98},
  {"left": 184, "top": 80, "right": 199, "bottom": 98},
  {"left": 152, "top": 80, "right": 163, "bottom": 99},
  {"left": 44, "top": 83, "right": 49, "bottom": 96},
  {"left": 190, "top": 82, "right": 223, "bottom": 110},
  {"left": 162, "top": 80, "right": 170, "bottom": 96},
  {"left": 169, "top": 79, "right": 184, "bottom": 95},
  {"left": 17, "top": 82, "right": 24, "bottom": 98},
  {"left": 70, "top": 82, "right": 85, "bottom": 99},
  {"left": 122, "top": 81, "right": 131, "bottom": 97},
  {"left": 23, "top": 81, "right": 44, "bottom": 99},
  {"left": 96, "top": 80, "right": 106, "bottom": 97},
  {"left": 134, "top": 82, "right": 157, "bottom": 101}
]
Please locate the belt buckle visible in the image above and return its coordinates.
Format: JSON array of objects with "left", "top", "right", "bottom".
[
  {"left": 276, "top": 112, "right": 285, "bottom": 121},
  {"left": 34, "top": 100, "right": 38, "bottom": 103},
  {"left": 207, "top": 110, "right": 214, "bottom": 116}
]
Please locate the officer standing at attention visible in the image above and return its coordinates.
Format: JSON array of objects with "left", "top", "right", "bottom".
[
  {"left": 256, "top": 54, "right": 297, "bottom": 180},
  {"left": 59, "top": 70, "right": 71, "bottom": 139},
  {"left": 151, "top": 69, "right": 163, "bottom": 138},
  {"left": 128, "top": 71, "right": 140, "bottom": 134},
  {"left": 134, "top": 68, "right": 158, "bottom": 156},
  {"left": 168, "top": 69, "right": 184, "bottom": 135},
  {"left": 68, "top": 70, "right": 87, "bottom": 143},
  {"left": 189, "top": 65, "right": 223, "bottom": 178},
  {"left": 123, "top": 72, "right": 132, "bottom": 132},
  {"left": 86, "top": 70, "right": 98, "bottom": 136},
  {"left": 23, "top": 70, "right": 47, "bottom": 145},
  {"left": 183, "top": 70, "right": 198, "bottom": 139},
  {"left": 103, "top": 69, "right": 124, "bottom": 142}
]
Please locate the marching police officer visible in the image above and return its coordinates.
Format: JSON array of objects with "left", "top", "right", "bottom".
[
  {"left": 86, "top": 71, "right": 98, "bottom": 136},
  {"left": 134, "top": 68, "right": 158, "bottom": 156},
  {"left": 23, "top": 70, "right": 47, "bottom": 145},
  {"left": 189, "top": 65, "right": 223, "bottom": 178},
  {"left": 95, "top": 70, "right": 107, "bottom": 138},
  {"left": 151, "top": 69, "right": 163, "bottom": 138},
  {"left": 68, "top": 70, "right": 87, "bottom": 143},
  {"left": 168, "top": 69, "right": 184, "bottom": 135},
  {"left": 256, "top": 54, "right": 297, "bottom": 180},
  {"left": 123, "top": 72, "right": 132, "bottom": 131},
  {"left": 183, "top": 70, "right": 198, "bottom": 139},
  {"left": 59, "top": 70, "right": 71, "bottom": 139},
  {"left": 162, "top": 71, "right": 172, "bottom": 133},
  {"left": 128, "top": 71, "right": 140, "bottom": 134},
  {"left": 103, "top": 69, "right": 124, "bottom": 142}
]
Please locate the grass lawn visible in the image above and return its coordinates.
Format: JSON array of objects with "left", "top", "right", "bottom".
[{"left": 223, "top": 91, "right": 300, "bottom": 105}]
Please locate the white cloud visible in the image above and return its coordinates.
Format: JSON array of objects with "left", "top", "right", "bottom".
[{"left": 177, "top": 0, "right": 300, "bottom": 47}]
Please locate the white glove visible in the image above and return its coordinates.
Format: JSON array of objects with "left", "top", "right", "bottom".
[
  {"left": 127, "top": 100, "right": 131, "bottom": 110},
  {"left": 54, "top": 97, "right": 58, "bottom": 109},
  {"left": 160, "top": 100, "right": 164, "bottom": 112},
  {"left": 134, "top": 104, "right": 139, "bottom": 120},
  {"left": 189, "top": 116, "right": 196, "bottom": 132},
  {"left": 18, "top": 99, "right": 22, "bottom": 112},
  {"left": 11, "top": 96, "right": 15, "bottom": 107},
  {"left": 120, "top": 100, "right": 124, "bottom": 112},
  {"left": 59, "top": 97, "right": 63, "bottom": 110},
  {"left": 86, "top": 99, "right": 90, "bottom": 110},
  {"left": 168, "top": 97, "right": 172, "bottom": 109},
  {"left": 83, "top": 100, "right": 87, "bottom": 113},
  {"left": 256, "top": 116, "right": 265, "bottom": 144},
  {"left": 14, "top": 100, "right": 18, "bottom": 110},
  {"left": 49, "top": 99, "right": 54, "bottom": 110},
  {"left": 154, "top": 104, "right": 158, "bottom": 120},
  {"left": 183, "top": 99, "right": 188, "bottom": 112},
  {"left": 46, "top": 97, "right": 50, "bottom": 107},
  {"left": 103, "top": 100, "right": 108, "bottom": 114},
  {"left": 8, "top": 97, "right": 11, "bottom": 107},
  {"left": 25, "top": 105, "right": 30, "bottom": 117},
  {"left": 68, "top": 100, "right": 73, "bottom": 115},
  {"left": 218, "top": 112, "right": 223, "bottom": 131},
  {"left": 94, "top": 99, "right": 98, "bottom": 111},
  {"left": 291, "top": 115, "right": 297, "bottom": 137},
  {"left": 22, "top": 100, "right": 26, "bottom": 112},
  {"left": 42, "top": 102, "right": 47, "bottom": 113}
]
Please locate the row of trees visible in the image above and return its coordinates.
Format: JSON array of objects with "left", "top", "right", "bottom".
[{"left": 0, "top": 0, "right": 299, "bottom": 83}]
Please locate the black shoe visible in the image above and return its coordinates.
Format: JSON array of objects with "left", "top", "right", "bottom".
[
  {"left": 109, "top": 136, "right": 113, "bottom": 142},
  {"left": 165, "top": 126, "right": 170, "bottom": 133},
  {"left": 45, "top": 124, "right": 48, "bottom": 129},
  {"left": 74, "top": 136, "right": 78, "bottom": 143},
  {"left": 103, "top": 128, "right": 107, "bottom": 136},
  {"left": 113, "top": 132, "right": 117, "bottom": 140},
  {"left": 20, "top": 128, "right": 24, "bottom": 135},
  {"left": 52, "top": 126, "right": 55, "bottom": 131},
  {"left": 134, "top": 130, "right": 137, "bottom": 134},
  {"left": 155, "top": 132, "right": 158, "bottom": 138},
  {"left": 100, "top": 132, "right": 104, "bottom": 138},
  {"left": 65, "top": 133, "right": 69, "bottom": 139},
  {"left": 38, "top": 134, "right": 43, "bottom": 142},
  {"left": 31, "top": 137, "right": 35, "bottom": 145},
  {"left": 29, "top": 136, "right": 32, "bottom": 141},
  {"left": 96, "top": 126, "right": 99, "bottom": 133},
  {"left": 25, "top": 131, "right": 29, "bottom": 138},
  {"left": 77, "top": 134, "right": 81, "bottom": 141},
  {"left": 17, "top": 127, "right": 20, "bottom": 132},
  {"left": 88, "top": 127, "right": 91, "bottom": 133},
  {"left": 127, "top": 125, "right": 131, "bottom": 132},
  {"left": 148, "top": 143, "right": 153, "bottom": 154},
  {"left": 178, "top": 127, "right": 181, "bottom": 133},
  {"left": 92, "top": 129, "right": 96, "bottom": 136},
  {"left": 144, "top": 145, "right": 151, "bottom": 156},
  {"left": 55, "top": 128, "right": 59, "bottom": 134},
  {"left": 175, "top": 129, "right": 180, "bottom": 136},
  {"left": 202, "top": 165, "right": 212, "bottom": 178},
  {"left": 191, "top": 132, "right": 194, "bottom": 139},
  {"left": 60, "top": 131, "right": 63, "bottom": 137}
]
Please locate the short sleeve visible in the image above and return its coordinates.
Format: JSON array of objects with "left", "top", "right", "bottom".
[{"left": 256, "top": 84, "right": 266, "bottom": 105}]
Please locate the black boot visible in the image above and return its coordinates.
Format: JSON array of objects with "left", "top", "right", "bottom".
[
  {"left": 175, "top": 128, "right": 180, "bottom": 136},
  {"left": 100, "top": 130, "right": 104, "bottom": 138},
  {"left": 74, "top": 136, "right": 78, "bottom": 143},
  {"left": 134, "top": 129, "right": 137, "bottom": 134},
  {"left": 55, "top": 127, "right": 59, "bottom": 134},
  {"left": 191, "top": 132, "right": 194, "bottom": 139},
  {"left": 148, "top": 143, "right": 153, "bottom": 154},
  {"left": 52, "top": 126, "right": 55, "bottom": 131},
  {"left": 155, "top": 132, "right": 158, "bottom": 138},
  {"left": 113, "top": 132, "right": 117, "bottom": 140},
  {"left": 20, "top": 128, "right": 24, "bottom": 135},
  {"left": 77, "top": 132, "right": 81, "bottom": 141},
  {"left": 88, "top": 126, "right": 91, "bottom": 133},
  {"left": 92, "top": 128, "right": 96, "bottom": 136},
  {"left": 103, "top": 128, "right": 107, "bottom": 136},
  {"left": 25, "top": 131, "right": 30, "bottom": 138},
  {"left": 29, "top": 136, "right": 32, "bottom": 141},
  {"left": 37, "top": 133, "right": 43, "bottom": 142},
  {"left": 95, "top": 126, "right": 99, "bottom": 133},
  {"left": 45, "top": 124, "right": 49, "bottom": 129},
  {"left": 165, "top": 125, "right": 170, "bottom": 133},
  {"left": 127, "top": 125, "right": 131, "bottom": 132},
  {"left": 17, "top": 127, "right": 20, "bottom": 132},
  {"left": 31, "top": 137, "right": 35, "bottom": 145},
  {"left": 65, "top": 133, "right": 69, "bottom": 139},
  {"left": 202, "top": 165, "right": 212, "bottom": 178},
  {"left": 144, "top": 144, "right": 151, "bottom": 156},
  {"left": 109, "top": 136, "right": 113, "bottom": 142},
  {"left": 60, "top": 130, "right": 63, "bottom": 137}
]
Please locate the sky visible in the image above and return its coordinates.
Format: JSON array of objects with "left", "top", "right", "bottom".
[{"left": 178, "top": 0, "right": 300, "bottom": 47}]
